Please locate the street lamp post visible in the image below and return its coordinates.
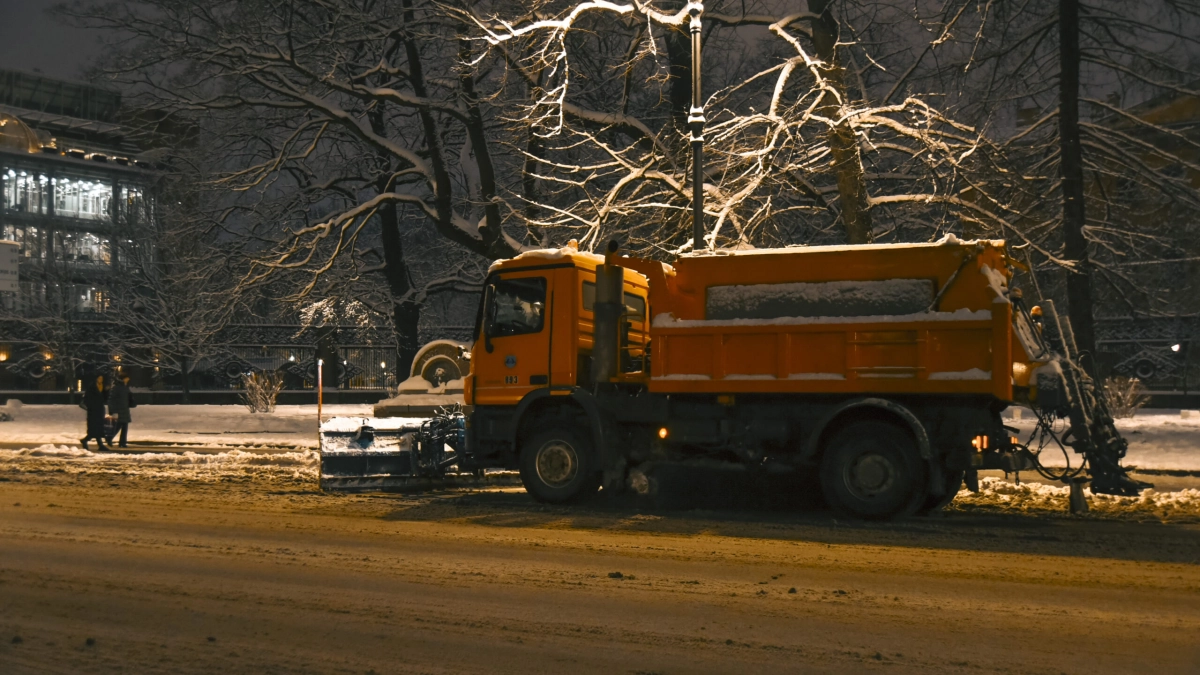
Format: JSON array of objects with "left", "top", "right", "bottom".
[
  {"left": 687, "top": 2, "right": 705, "bottom": 252},
  {"left": 316, "top": 358, "right": 324, "bottom": 446}
]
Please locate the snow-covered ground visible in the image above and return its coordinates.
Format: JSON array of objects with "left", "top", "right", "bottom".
[
  {"left": 2, "top": 443, "right": 1197, "bottom": 522},
  {"left": 951, "top": 476, "right": 1200, "bottom": 522},
  {"left": 1, "top": 403, "right": 1198, "bottom": 521},
  {"left": 1005, "top": 408, "right": 1200, "bottom": 471},
  {"left": 0, "top": 403, "right": 373, "bottom": 449},
  {"left": 0, "top": 443, "right": 318, "bottom": 484},
  {"left": 1, "top": 403, "right": 1197, "bottom": 468}
]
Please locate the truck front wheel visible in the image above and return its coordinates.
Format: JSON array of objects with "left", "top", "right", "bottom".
[
  {"left": 519, "top": 427, "right": 601, "bottom": 504},
  {"left": 820, "top": 421, "right": 926, "bottom": 519}
]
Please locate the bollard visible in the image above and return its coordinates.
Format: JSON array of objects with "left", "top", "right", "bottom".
[{"left": 1068, "top": 479, "right": 1089, "bottom": 514}]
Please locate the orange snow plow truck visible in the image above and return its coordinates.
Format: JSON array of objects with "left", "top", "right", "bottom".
[{"left": 320, "top": 237, "right": 1146, "bottom": 518}]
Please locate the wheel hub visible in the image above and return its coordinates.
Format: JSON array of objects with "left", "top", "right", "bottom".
[
  {"left": 536, "top": 441, "right": 578, "bottom": 488},
  {"left": 847, "top": 453, "right": 895, "bottom": 497}
]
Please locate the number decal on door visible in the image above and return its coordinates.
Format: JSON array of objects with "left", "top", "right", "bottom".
[{"left": 504, "top": 375, "right": 518, "bottom": 385}]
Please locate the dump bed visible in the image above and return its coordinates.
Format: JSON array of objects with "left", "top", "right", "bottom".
[{"left": 643, "top": 237, "right": 1015, "bottom": 400}]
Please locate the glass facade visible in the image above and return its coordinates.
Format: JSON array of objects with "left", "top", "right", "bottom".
[
  {"left": 55, "top": 177, "right": 112, "bottom": 220},
  {"left": 2, "top": 170, "right": 52, "bottom": 215},
  {"left": 1, "top": 224, "right": 45, "bottom": 259},
  {"left": 2, "top": 170, "right": 116, "bottom": 221},
  {"left": 2, "top": 164, "right": 143, "bottom": 313},
  {"left": 54, "top": 231, "right": 111, "bottom": 264}
]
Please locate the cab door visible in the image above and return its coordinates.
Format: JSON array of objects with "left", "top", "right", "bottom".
[{"left": 472, "top": 272, "right": 553, "bottom": 406}]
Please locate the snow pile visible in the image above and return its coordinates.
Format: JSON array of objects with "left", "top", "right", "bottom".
[
  {"left": 951, "top": 477, "right": 1200, "bottom": 522},
  {"left": 707, "top": 278, "right": 934, "bottom": 320},
  {"left": 0, "top": 444, "right": 319, "bottom": 484},
  {"left": 0, "top": 398, "right": 20, "bottom": 422}
]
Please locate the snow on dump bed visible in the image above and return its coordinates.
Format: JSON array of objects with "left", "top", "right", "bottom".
[
  {"left": 707, "top": 278, "right": 934, "bottom": 320},
  {"left": 655, "top": 307, "right": 991, "bottom": 328},
  {"left": 951, "top": 477, "right": 1200, "bottom": 522},
  {"left": 0, "top": 444, "right": 318, "bottom": 484},
  {"left": 928, "top": 368, "right": 992, "bottom": 381},
  {"left": 683, "top": 233, "right": 1005, "bottom": 257},
  {"left": 488, "top": 246, "right": 604, "bottom": 273}
]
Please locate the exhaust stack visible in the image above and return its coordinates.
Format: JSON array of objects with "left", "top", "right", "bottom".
[{"left": 591, "top": 240, "right": 625, "bottom": 384}]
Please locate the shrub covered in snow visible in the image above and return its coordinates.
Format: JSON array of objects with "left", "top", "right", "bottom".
[
  {"left": 1103, "top": 376, "right": 1149, "bottom": 419},
  {"left": 240, "top": 372, "right": 284, "bottom": 413},
  {"left": 0, "top": 398, "right": 21, "bottom": 422}
]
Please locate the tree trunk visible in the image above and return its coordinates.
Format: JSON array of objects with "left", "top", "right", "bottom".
[
  {"left": 179, "top": 354, "right": 190, "bottom": 404},
  {"left": 808, "top": 0, "right": 873, "bottom": 244},
  {"left": 1059, "top": 0, "right": 1097, "bottom": 372},
  {"left": 376, "top": 196, "right": 421, "bottom": 380},
  {"left": 365, "top": 70, "right": 422, "bottom": 381}
]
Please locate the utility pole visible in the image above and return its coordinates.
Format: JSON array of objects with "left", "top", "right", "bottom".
[
  {"left": 687, "top": 2, "right": 705, "bottom": 252},
  {"left": 1059, "top": 0, "right": 1097, "bottom": 373}
]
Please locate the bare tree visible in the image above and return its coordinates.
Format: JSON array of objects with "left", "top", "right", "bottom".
[
  {"left": 102, "top": 190, "right": 243, "bottom": 403},
  {"left": 0, "top": 254, "right": 97, "bottom": 397},
  {"left": 464, "top": 0, "right": 1018, "bottom": 254},
  {"left": 921, "top": 0, "right": 1200, "bottom": 368},
  {"left": 61, "top": 0, "right": 532, "bottom": 374}
]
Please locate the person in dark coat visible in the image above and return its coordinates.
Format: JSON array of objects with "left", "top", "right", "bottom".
[
  {"left": 106, "top": 371, "right": 134, "bottom": 448},
  {"left": 80, "top": 374, "right": 110, "bottom": 451}
]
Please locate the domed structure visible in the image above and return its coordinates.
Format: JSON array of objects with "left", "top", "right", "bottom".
[{"left": 0, "top": 113, "right": 41, "bottom": 153}]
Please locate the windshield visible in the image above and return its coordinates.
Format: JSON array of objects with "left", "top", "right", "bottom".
[{"left": 487, "top": 277, "right": 547, "bottom": 338}]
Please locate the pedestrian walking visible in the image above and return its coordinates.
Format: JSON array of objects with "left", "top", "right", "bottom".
[
  {"left": 106, "top": 370, "right": 135, "bottom": 448},
  {"left": 79, "top": 374, "right": 111, "bottom": 451}
]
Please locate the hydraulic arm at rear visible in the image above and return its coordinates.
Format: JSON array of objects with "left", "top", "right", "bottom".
[{"left": 1013, "top": 297, "right": 1149, "bottom": 496}]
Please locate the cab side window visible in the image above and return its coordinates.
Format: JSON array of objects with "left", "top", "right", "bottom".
[
  {"left": 487, "top": 277, "right": 547, "bottom": 338},
  {"left": 582, "top": 281, "right": 647, "bottom": 321}
]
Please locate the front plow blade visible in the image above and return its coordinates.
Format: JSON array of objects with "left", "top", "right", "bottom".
[
  {"left": 319, "top": 414, "right": 519, "bottom": 493},
  {"left": 319, "top": 416, "right": 430, "bottom": 492}
]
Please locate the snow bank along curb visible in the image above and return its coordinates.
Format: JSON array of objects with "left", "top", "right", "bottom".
[
  {"left": 0, "top": 444, "right": 319, "bottom": 484},
  {"left": 951, "top": 477, "right": 1200, "bottom": 521}
]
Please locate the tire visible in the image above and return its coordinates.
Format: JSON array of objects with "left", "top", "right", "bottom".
[
  {"left": 820, "top": 420, "right": 926, "bottom": 520},
  {"left": 918, "top": 470, "right": 964, "bottom": 515},
  {"left": 519, "top": 427, "right": 601, "bottom": 504}
]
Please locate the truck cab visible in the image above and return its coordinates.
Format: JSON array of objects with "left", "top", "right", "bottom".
[{"left": 464, "top": 245, "right": 650, "bottom": 481}]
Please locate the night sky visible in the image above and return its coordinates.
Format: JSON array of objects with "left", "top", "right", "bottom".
[{"left": 0, "top": 0, "right": 102, "bottom": 81}]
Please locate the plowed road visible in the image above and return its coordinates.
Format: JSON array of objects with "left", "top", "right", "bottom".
[{"left": 2, "top": 473, "right": 1198, "bottom": 674}]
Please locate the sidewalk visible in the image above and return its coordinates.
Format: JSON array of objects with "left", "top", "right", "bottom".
[{"left": 0, "top": 403, "right": 373, "bottom": 449}]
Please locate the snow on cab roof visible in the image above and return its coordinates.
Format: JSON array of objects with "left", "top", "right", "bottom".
[
  {"left": 681, "top": 233, "right": 1005, "bottom": 258},
  {"left": 488, "top": 246, "right": 606, "bottom": 274}
]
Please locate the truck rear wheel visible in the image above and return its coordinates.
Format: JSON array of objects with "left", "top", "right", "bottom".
[
  {"left": 519, "top": 427, "right": 601, "bottom": 504},
  {"left": 820, "top": 421, "right": 926, "bottom": 520}
]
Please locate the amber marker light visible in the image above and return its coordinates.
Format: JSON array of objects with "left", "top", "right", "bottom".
[{"left": 658, "top": 427, "right": 669, "bottom": 439}]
